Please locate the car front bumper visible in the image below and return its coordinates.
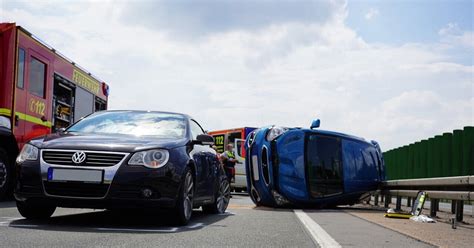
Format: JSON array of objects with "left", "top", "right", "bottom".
[{"left": 14, "top": 151, "right": 183, "bottom": 209}]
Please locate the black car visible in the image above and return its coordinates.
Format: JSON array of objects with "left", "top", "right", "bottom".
[{"left": 14, "top": 110, "right": 230, "bottom": 225}]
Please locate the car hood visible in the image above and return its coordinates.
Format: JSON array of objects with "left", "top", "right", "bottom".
[{"left": 29, "top": 132, "right": 188, "bottom": 152}]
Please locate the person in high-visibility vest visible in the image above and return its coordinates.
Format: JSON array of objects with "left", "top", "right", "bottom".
[{"left": 221, "top": 143, "right": 237, "bottom": 185}]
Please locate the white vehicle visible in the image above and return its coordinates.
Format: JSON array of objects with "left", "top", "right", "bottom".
[{"left": 233, "top": 139, "right": 246, "bottom": 192}]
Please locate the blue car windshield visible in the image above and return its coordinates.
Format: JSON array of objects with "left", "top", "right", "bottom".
[{"left": 67, "top": 111, "right": 186, "bottom": 139}]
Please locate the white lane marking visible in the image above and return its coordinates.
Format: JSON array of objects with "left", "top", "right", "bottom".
[
  {"left": 0, "top": 217, "right": 23, "bottom": 227},
  {"left": 186, "top": 222, "right": 204, "bottom": 229},
  {"left": 96, "top": 227, "right": 178, "bottom": 233},
  {"left": 10, "top": 224, "right": 39, "bottom": 228},
  {"left": 218, "top": 211, "right": 235, "bottom": 216},
  {"left": 294, "top": 210, "right": 342, "bottom": 248}
]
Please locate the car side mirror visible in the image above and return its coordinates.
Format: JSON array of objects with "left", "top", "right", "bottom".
[
  {"left": 310, "top": 119, "right": 320, "bottom": 129},
  {"left": 57, "top": 127, "right": 66, "bottom": 133},
  {"left": 196, "top": 134, "right": 214, "bottom": 145}
]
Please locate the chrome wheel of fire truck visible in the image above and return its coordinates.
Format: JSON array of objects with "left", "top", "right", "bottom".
[{"left": 0, "top": 150, "right": 11, "bottom": 198}]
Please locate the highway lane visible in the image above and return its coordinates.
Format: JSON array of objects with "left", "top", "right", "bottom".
[{"left": 0, "top": 194, "right": 434, "bottom": 248}]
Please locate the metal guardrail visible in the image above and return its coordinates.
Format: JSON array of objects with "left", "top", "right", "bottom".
[
  {"left": 374, "top": 176, "right": 473, "bottom": 222},
  {"left": 384, "top": 176, "right": 474, "bottom": 187}
]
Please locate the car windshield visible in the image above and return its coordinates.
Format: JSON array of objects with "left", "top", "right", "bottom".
[{"left": 67, "top": 111, "right": 186, "bottom": 138}]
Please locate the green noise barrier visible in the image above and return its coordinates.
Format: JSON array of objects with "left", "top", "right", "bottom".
[{"left": 383, "top": 126, "right": 474, "bottom": 179}]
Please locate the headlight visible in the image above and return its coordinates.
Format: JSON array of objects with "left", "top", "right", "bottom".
[
  {"left": 266, "top": 126, "right": 289, "bottom": 141},
  {"left": 128, "top": 149, "right": 169, "bottom": 169},
  {"left": 246, "top": 131, "right": 256, "bottom": 148},
  {"left": 16, "top": 144, "right": 39, "bottom": 163}
]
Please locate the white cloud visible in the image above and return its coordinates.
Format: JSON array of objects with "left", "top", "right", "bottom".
[
  {"left": 439, "top": 22, "right": 474, "bottom": 48},
  {"left": 365, "top": 8, "right": 379, "bottom": 20},
  {"left": 1, "top": 0, "right": 472, "bottom": 150}
]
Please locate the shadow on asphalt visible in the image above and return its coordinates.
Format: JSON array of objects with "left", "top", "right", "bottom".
[
  {"left": 231, "top": 192, "right": 249, "bottom": 196},
  {"left": 249, "top": 203, "right": 387, "bottom": 213},
  {"left": 9, "top": 209, "right": 233, "bottom": 233}
]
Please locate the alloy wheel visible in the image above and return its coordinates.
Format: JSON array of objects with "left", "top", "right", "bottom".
[
  {"left": 183, "top": 172, "right": 194, "bottom": 220},
  {"left": 0, "top": 160, "right": 7, "bottom": 188},
  {"left": 216, "top": 180, "right": 231, "bottom": 213}
]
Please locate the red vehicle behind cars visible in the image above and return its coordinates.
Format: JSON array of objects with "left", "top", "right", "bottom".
[{"left": 0, "top": 23, "right": 110, "bottom": 199}]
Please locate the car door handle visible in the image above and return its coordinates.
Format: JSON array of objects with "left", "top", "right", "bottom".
[
  {"left": 15, "top": 115, "right": 19, "bottom": 126},
  {"left": 41, "top": 116, "right": 47, "bottom": 122}
]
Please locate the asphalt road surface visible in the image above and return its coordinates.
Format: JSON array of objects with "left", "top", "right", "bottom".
[{"left": 0, "top": 193, "right": 433, "bottom": 248}]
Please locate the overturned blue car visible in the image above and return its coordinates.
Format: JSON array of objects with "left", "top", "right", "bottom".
[{"left": 245, "top": 120, "right": 385, "bottom": 207}]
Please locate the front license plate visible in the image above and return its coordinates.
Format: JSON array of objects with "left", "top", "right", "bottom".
[{"left": 48, "top": 168, "right": 103, "bottom": 183}]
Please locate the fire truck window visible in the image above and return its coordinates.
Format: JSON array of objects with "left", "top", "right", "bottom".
[
  {"left": 17, "top": 48, "right": 26, "bottom": 89},
  {"left": 29, "top": 57, "right": 46, "bottom": 98},
  {"left": 95, "top": 98, "right": 106, "bottom": 111},
  {"left": 228, "top": 132, "right": 241, "bottom": 144}
]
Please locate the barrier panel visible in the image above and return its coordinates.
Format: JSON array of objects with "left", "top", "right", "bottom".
[{"left": 384, "top": 126, "right": 473, "bottom": 179}]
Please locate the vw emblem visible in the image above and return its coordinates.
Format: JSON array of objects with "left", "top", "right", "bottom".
[{"left": 72, "top": 151, "right": 87, "bottom": 164}]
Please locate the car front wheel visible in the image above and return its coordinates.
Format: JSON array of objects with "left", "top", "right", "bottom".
[
  {"left": 174, "top": 168, "right": 194, "bottom": 226},
  {"left": 16, "top": 200, "right": 56, "bottom": 219},
  {"left": 203, "top": 178, "right": 230, "bottom": 214},
  {"left": 0, "top": 149, "right": 11, "bottom": 199}
]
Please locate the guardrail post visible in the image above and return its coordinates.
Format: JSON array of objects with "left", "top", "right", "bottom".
[
  {"left": 407, "top": 197, "right": 411, "bottom": 207},
  {"left": 451, "top": 201, "right": 456, "bottom": 214},
  {"left": 430, "top": 199, "right": 438, "bottom": 217},
  {"left": 374, "top": 193, "right": 379, "bottom": 206},
  {"left": 456, "top": 200, "right": 464, "bottom": 222},
  {"left": 396, "top": 196, "right": 402, "bottom": 211}
]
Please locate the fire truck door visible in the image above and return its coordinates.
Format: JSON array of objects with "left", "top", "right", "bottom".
[
  {"left": 13, "top": 47, "right": 27, "bottom": 146},
  {"left": 14, "top": 49, "right": 52, "bottom": 147}
]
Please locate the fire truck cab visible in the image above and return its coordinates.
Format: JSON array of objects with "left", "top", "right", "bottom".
[{"left": 0, "top": 23, "right": 109, "bottom": 199}]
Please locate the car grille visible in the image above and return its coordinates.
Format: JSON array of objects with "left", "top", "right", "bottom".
[
  {"left": 42, "top": 150, "right": 126, "bottom": 167},
  {"left": 44, "top": 181, "right": 109, "bottom": 198}
]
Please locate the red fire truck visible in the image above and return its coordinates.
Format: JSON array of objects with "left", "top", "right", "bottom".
[{"left": 0, "top": 23, "right": 110, "bottom": 199}]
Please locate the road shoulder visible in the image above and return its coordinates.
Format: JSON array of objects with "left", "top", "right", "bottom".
[{"left": 346, "top": 204, "right": 474, "bottom": 248}]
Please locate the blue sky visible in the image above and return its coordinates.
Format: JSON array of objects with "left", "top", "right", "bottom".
[
  {"left": 1, "top": 0, "right": 472, "bottom": 150},
  {"left": 347, "top": 1, "right": 472, "bottom": 43}
]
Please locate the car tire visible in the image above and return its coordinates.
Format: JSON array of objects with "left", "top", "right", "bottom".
[
  {"left": 249, "top": 187, "right": 264, "bottom": 206},
  {"left": 16, "top": 200, "right": 56, "bottom": 219},
  {"left": 202, "top": 177, "right": 230, "bottom": 214},
  {"left": 174, "top": 167, "right": 194, "bottom": 226},
  {"left": 0, "top": 149, "right": 12, "bottom": 200}
]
